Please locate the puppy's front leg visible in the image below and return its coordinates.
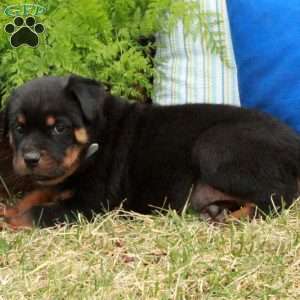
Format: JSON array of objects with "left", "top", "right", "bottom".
[{"left": 0, "top": 189, "right": 73, "bottom": 229}]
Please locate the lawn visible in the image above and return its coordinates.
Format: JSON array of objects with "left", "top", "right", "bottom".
[{"left": 1, "top": 204, "right": 300, "bottom": 299}]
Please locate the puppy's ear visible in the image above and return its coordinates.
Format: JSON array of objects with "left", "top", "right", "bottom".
[{"left": 65, "top": 75, "right": 106, "bottom": 122}]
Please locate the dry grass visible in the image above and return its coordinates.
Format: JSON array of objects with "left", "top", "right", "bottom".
[{"left": 1, "top": 203, "right": 300, "bottom": 299}]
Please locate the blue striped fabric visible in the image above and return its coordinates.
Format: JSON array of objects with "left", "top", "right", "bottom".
[{"left": 153, "top": 0, "right": 240, "bottom": 106}]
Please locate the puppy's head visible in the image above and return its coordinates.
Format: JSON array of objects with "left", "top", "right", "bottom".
[{"left": 5, "top": 75, "right": 106, "bottom": 185}]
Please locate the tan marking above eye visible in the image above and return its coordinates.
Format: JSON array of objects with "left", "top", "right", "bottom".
[
  {"left": 17, "top": 114, "right": 26, "bottom": 125},
  {"left": 46, "top": 116, "right": 56, "bottom": 126},
  {"left": 74, "top": 128, "right": 89, "bottom": 144}
]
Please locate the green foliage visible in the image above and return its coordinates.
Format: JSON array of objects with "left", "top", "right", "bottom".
[{"left": 0, "top": 0, "right": 230, "bottom": 106}]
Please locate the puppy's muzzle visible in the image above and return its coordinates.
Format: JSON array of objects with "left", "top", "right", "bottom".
[{"left": 23, "top": 150, "right": 41, "bottom": 169}]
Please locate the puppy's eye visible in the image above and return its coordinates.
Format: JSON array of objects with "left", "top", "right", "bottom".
[
  {"left": 52, "top": 124, "right": 66, "bottom": 135},
  {"left": 15, "top": 125, "right": 25, "bottom": 134}
]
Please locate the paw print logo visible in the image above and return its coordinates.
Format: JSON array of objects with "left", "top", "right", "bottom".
[{"left": 4, "top": 16, "right": 44, "bottom": 48}]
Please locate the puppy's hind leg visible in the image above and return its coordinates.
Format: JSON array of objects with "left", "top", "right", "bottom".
[
  {"left": 191, "top": 182, "right": 256, "bottom": 222},
  {"left": 192, "top": 123, "right": 300, "bottom": 217}
]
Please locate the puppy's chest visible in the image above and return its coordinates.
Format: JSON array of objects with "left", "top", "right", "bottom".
[{"left": 66, "top": 160, "right": 125, "bottom": 206}]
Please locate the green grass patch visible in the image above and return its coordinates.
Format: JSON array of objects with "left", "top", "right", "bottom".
[{"left": 1, "top": 204, "right": 300, "bottom": 299}]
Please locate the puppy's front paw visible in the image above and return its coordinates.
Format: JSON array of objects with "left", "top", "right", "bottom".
[
  {"left": 0, "top": 211, "right": 33, "bottom": 230},
  {"left": 0, "top": 203, "right": 19, "bottom": 219},
  {"left": 0, "top": 203, "right": 6, "bottom": 217}
]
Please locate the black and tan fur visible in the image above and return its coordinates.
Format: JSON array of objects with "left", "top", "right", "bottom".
[{"left": 1, "top": 75, "right": 300, "bottom": 228}]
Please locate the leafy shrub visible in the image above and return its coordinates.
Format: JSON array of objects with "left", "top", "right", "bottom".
[{"left": 0, "top": 0, "right": 229, "bottom": 106}]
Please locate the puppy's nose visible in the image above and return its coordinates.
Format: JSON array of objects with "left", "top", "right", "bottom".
[{"left": 24, "top": 151, "right": 41, "bottom": 168}]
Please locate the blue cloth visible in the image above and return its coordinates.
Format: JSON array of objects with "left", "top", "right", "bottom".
[{"left": 227, "top": 0, "right": 300, "bottom": 132}]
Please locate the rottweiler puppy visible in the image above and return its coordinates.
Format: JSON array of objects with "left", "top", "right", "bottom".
[{"left": 1, "top": 75, "right": 300, "bottom": 229}]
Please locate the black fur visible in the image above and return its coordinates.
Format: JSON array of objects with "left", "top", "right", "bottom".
[{"left": 5, "top": 75, "right": 300, "bottom": 227}]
